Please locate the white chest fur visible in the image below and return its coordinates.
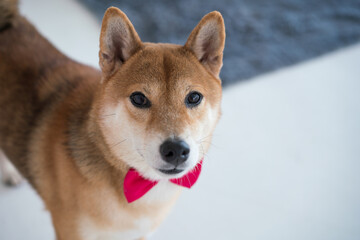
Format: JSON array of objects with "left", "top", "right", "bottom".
[
  {"left": 78, "top": 181, "right": 181, "bottom": 240},
  {"left": 79, "top": 216, "right": 152, "bottom": 240}
]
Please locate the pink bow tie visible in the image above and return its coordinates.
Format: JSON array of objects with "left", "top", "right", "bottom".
[{"left": 124, "top": 160, "right": 203, "bottom": 203}]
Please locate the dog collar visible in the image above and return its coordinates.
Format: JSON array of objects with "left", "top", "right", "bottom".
[{"left": 124, "top": 159, "right": 203, "bottom": 203}]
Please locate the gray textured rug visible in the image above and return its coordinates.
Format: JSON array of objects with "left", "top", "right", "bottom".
[{"left": 78, "top": 0, "right": 360, "bottom": 86}]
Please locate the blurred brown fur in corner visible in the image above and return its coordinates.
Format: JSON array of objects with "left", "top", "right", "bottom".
[
  {"left": 0, "top": 0, "right": 18, "bottom": 30},
  {"left": 0, "top": 0, "right": 225, "bottom": 239}
]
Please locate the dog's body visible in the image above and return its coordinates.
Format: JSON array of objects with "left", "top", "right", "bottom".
[{"left": 0, "top": 1, "right": 225, "bottom": 239}]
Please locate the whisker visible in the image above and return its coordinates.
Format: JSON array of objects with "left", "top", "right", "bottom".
[
  {"left": 198, "top": 139, "right": 221, "bottom": 149},
  {"left": 111, "top": 139, "right": 127, "bottom": 148},
  {"left": 101, "top": 113, "right": 116, "bottom": 117},
  {"left": 186, "top": 174, "right": 191, "bottom": 186},
  {"left": 136, "top": 148, "right": 146, "bottom": 159}
]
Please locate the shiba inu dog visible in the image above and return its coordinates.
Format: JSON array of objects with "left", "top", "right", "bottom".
[{"left": 0, "top": 0, "right": 225, "bottom": 239}]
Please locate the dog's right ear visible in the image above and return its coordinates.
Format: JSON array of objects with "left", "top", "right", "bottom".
[
  {"left": 99, "top": 7, "right": 142, "bottom": 79},
  {"left": 185, "top": 11, "right": 225, "bottom": 78}
]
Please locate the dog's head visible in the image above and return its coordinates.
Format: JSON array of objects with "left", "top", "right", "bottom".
[{"left": 96, "top": 7, "right": 225, "bottom": 180}]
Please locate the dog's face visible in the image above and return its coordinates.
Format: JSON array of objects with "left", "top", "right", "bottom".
[{"left": 96, "top": 8, "right": 225, "bottom": 180}]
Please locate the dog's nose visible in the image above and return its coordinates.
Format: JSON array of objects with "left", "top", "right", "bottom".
[{"left": 160, "top": 139, "right": 190, "bottom": 166}]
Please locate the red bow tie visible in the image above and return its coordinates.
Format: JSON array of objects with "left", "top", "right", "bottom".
[{"left": 124, "top": 160, "right": 203, "bottom": 203}]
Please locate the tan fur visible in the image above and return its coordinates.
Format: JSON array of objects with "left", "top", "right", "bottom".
[{"left": 0, "top": 3, "right": 225, "bottom": 239}]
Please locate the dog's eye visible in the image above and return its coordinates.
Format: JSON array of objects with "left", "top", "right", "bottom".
[
  {"left": 185, "top": 91, "right": 203, "bottom": 108},
  {"left": 130, "top": 92, "right": 151, "bottom": 108}
]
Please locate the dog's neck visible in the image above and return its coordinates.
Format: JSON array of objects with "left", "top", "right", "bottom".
[{"left": 65, "top": 88, "right": 127, "bottom": 191}]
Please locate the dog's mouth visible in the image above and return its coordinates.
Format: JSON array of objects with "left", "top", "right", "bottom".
[{"left": 158, "top": 168, "right": 184, "bottom": 175}]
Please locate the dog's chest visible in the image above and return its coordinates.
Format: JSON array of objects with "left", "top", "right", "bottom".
[
  {"left": 80, "top": 216, "right": 153, "bottom": 240},
  {"left": 78, "top": 181, "right": 181, "bottom": 240}
]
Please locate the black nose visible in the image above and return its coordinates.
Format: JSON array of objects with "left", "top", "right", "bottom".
[{"left": 160, "top": 139, "right": 190, "bottom": 166}]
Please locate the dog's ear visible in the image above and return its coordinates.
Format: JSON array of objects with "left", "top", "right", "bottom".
[
  {"left": 99, "top": 7, "right": 142, "bottom": 78},
  {"left": 185, "top": 11, "right": 225, "bottom": 78}
]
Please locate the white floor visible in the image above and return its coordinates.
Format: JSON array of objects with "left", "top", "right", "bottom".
[{"left": 1, "top": 0, "right": 360, "bottom": 239}]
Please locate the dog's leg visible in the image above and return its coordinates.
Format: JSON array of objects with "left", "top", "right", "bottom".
[{"left": 0, "top": 150, "right": 23, "bottom": 186}]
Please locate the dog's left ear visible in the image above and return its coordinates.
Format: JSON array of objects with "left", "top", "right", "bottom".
[
  {"left": 99, "top": 7, "right": 142, "bottom": 79},
  {"left": 185, "top": 11, "right": 225, "bottom": 78}
]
